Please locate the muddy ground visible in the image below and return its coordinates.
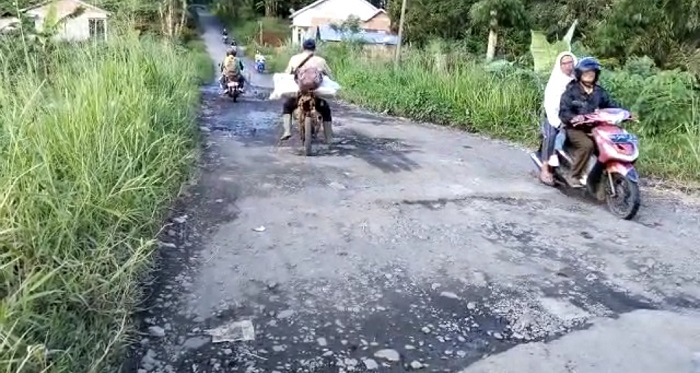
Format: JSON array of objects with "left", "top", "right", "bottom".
[{"left": 123, "top": 11, "right": 700, "bottom": 373}]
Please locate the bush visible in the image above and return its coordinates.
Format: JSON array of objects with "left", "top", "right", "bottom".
[
  {"left": 0, "top": 32, "right": 211, "bottom": 372},
  {"left": 324, "top": 43, "right": 700, "bottom": 184},
  {"left": 602, "top": 57, "right": 700, "bottom": 180}
]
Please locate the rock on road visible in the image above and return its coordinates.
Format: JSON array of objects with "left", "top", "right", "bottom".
[{"left": 126, "top": 10, "right": 700, "bottom": 373}]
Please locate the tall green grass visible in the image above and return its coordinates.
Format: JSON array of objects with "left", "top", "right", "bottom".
[
  {"left": 323, "top": 42, "right": 700, "bottom": 185},
  {"left": 0, "top": 32, "right": 211, "bottom": 372}
]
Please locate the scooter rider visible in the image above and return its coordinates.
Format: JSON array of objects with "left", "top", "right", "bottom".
[
  {"left": 255, "top": 50, "right": 265, "bottom": 63},
  {"left": 558, "top": 57, "right": 621, "bottom": 188}
]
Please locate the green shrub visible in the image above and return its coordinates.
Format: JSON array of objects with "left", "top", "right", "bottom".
[
  {"left": 324, "top": 42, "right": 700, "bottom": 184},
  {"left": 0, "top": 33, "right": 210, "bottom": 372}
]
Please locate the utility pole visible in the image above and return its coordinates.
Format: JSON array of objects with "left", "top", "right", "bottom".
[
  {"left": 259, "top": 20, "right": 263, "bottom": 45},
  {"left": 394, "top": 0, "right": 408, "bottom": 68}
]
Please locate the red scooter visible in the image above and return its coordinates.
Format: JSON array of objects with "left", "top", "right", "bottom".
[{"left": 530, "top": 108, "right": 641, "bottom": 220}]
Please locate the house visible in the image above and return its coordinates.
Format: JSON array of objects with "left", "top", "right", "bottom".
[
  {"left": 0, "top": 12, "right": 20, "bottom": 32},
  {"left": 289, "top": 0, "right": 391, "bottom": 45},
  {"left": 0, "top": 0, "right": 109, "bottom": 41}
]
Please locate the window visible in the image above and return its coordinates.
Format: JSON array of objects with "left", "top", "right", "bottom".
[{"left": 88, "top": 18, "right": 105, "bottom": 39}]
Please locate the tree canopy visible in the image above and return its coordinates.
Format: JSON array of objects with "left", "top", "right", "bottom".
[
  {"left": 3, "top": 0, "right": 698, "bottom": 73},
  {"left": 205, "top": 0, "right": 700, "bottom": 73}
]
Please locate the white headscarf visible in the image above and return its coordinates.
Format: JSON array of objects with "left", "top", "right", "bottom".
[{"left": 544, "top": 51, "right": 577, "bottom": 128}]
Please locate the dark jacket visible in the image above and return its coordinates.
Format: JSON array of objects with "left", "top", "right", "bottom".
[{"left": 559, "top": 81, "right": 620, "bottom": 129}]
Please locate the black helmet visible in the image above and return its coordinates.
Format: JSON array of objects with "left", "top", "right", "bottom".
[
  {"left": 302, "top": 39, "right": 316, "bottom": 51},
  {"left": 227, "top": 47, "right": 237, "bottom": 56},
  {"left": 574, "top": 57, "right": 602, "bottom": 81}
]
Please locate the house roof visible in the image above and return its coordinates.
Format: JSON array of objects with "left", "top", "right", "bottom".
[
  {"left": 20, "top": 0, "right": 111, "bottom": 15},
  {"left": 312, "top": 24, "right": 398, "bottom": 45},
  {"left": 289, "top": 0, "right": 385, "bottom": 21}
]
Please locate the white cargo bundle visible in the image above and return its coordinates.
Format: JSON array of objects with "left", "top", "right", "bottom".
[{"left": 268, "top": 73, "right": 342, "bottom": 100}]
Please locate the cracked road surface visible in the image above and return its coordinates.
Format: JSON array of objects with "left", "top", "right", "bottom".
[{"left": 125, "top": 11, "right": 700, "bottom": 373}]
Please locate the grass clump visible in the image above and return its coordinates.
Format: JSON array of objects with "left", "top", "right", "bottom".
[
  {"left": 323, "top": 42, "right": 700, "bottom": 185},
  {"left": 0, "top": 32, "right": 211, "bottom": 372}
]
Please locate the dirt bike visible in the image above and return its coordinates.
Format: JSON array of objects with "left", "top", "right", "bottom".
[
  {"left": 295, "top": 92, "right": 325, "bottom": 156},
  {"left": 529, "top": 108, "right": 641, "bottom": 220}
]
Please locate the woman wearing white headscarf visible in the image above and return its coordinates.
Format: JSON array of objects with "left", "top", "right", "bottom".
[{"left": 539, "top": 51, "right": 577, "bottom": 185}]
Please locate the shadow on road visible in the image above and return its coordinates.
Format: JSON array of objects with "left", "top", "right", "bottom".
[{"left": 320, "top": 128, "right": 421, "bottom": 173}]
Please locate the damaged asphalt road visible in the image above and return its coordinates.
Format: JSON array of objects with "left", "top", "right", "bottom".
[{"left": 123, "top": 10, "right": 700, "bottom": 373}]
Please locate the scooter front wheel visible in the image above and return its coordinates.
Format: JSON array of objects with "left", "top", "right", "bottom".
[{"left": 605, "top": 172, "right": 641, "bottom": 220}]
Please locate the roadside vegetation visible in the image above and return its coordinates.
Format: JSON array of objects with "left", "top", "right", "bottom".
[
  {"left": 0, "top": 0, "right": 212, "bottom": 371},
  {"left": 325, "top": 43, "right": 700, "bottom": 185},
  {"left": 215, "top": 0, "right": 700, "bottom": 187}
]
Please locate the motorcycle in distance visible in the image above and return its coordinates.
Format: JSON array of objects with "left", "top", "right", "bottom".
[
  {"left": 255, "top": 56, "right": 266, "bottom": 73},
  {"left": 222, "top": 35, "right": 229, "bottom": 44},
  {"left": 529, "top": 108, "right": 641, "bottom": 220}
]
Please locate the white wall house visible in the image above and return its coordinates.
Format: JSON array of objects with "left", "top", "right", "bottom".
[
  {"left": 289, "top": 0, "right": 391, "bottom": 46},
  {"left": 0, "top": 16, "right": 20, "bottom": 32},
  {"left": 0, "top": 0, "right": 109, "bottom": 41}
]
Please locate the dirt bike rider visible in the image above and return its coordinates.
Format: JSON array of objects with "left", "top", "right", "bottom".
[
  {"left": 222, "top": 28, "right": 228, "bottom": 42},
  {"left": 279, "top": 39, "right": 333, "bottom": 143},
  {"left": 558, "top": 57, "right": 621, "bottom": 188},
  {"left": 220, "top": 47, "right": 245, "bottom": 93}
]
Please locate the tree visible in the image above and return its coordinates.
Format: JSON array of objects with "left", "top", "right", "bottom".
[
  {"left": 593, "top": 0, "right": 700, "bottom": 72},
  {"left": 159, "top": 0, "right": 189, "bottom": 38},
  {"left": 469, "top": 0, "right": 527, "bottom": 61},
  {"left": 331, "top": 15, "right": 362, "bottom": 34},
  {"left": 210, "top": 0, "right": 700, "bottom": 73},
  {"left": 387, "top": 0, "right": 474, "bottom": 45}
]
